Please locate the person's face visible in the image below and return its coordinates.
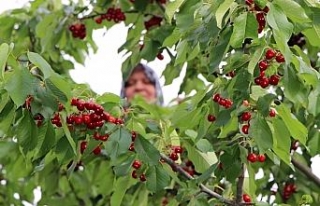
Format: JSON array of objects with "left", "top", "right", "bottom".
[{"left": 124, "top": 69, "right": 157, "bottom": 103}]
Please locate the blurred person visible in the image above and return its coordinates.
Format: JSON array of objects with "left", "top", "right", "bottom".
[{"left": 120, "top": 63, "right": 164, "bottom": 106}]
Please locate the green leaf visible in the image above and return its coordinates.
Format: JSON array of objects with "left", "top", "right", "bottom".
[
  {"left": 307, "top": 83, "right": 320, "bottom": 116},
  {"left": 16, "top": 111, "right": 39, "bottom": 154},
  {"left": 46, "top": 74, "right": 71, "bottom": 103},
  {"left": 256, "top": 93, "right": 276, "bottom": 116},
  {"left": 248, "top": 46, "right": 266, "bottom": 74},
  {"left": 146, "top": 165, "right": 170, "bottom": 193},
  {"left": 0, "top": 43, "right": 10, "bottom": 80},
  {"left": 134, "top": 135, "right": 161, "bottom": 166},
  {"left": 271, "top": 118, "right": 291, "bottom": 165},
  {"left": 273, "top": 0, "right": 311, "bottom": 23},
  {"left": 110, "top": 176, "right": 132, "bottom": 206},
  {"left": 230, "top": 12, "right": 258, "bottom": 49},
  {"left": 249, "top": 113, "right": 273, "bottom": 152},
  {"left": 35, "top": 123, "right": 56, "bottom": 158},
  {"left": 276, "top": 104, "right": 307, "bottom": 145},
  {"left": 174, "top": 40, "right": 188, "bottom": 66},
  {"left": 184, "top": 141, "right": 218, "bottom": 173},
  {"left": 96, "top": 92, "right": 121, "bottom": 104},
  {"left": 27, "top": 52, "right": 54, "bottom": 79},
  {"left": 113, "top": 155, "right": 136, "bottom": 176},
  {"left": 165, "top": 0, "right": 186, "bottom": 22},
  {"left": 216, "top": 0, "right": 235, "bottom": 29},
  {"left": 0, "top": 99, "right": 14, "bottom": 137},
  {"left": 60, "top": 113, "right": 77, "bottom": 155},
  {"left": 4, "top": 67, "right": 40, "bottom": 107},
  {"left": 163, "top": 29, "right": 181, "bottom": 47},
  {"left": 307, "top": 128, "right": 320, "bottom": 156},
  {"left": 105, "top": 127, "right": 132, "bottom": 161}
]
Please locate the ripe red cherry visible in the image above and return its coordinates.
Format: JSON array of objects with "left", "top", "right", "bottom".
[
  {"left": 207, "top": 114, "right": 216, "bottom": 122},
  {"left": 131, "top": 131, "right": 137, "bottom": 141},
  {"left": 265, "top": 48, "right": 276, "bottom": 59},
  {"left": 241, "top": 112, "right": 251, "bottom": 121},
  {"left": 269, "top": 74, "right": 280, "bottom": 86},
  {"left": 245, "top": 0, "right": 253, "bottom": 5},
  {"left": 291, "top": 140, "right": 299, "bottom": 151},
  {"left": 169, "top": 152, "right": 179, "bottom": 161},
  {"left": 254, "top": 76, "right": 262, "bottom": 85},
  {"left": 139, "top": 173, "right": 147, "bottom": 182},
  {"left": 173, "top": 146, "right": 183, "bottom": 154},
  {"left": 276, "top": 53, "right": 285, "bottom": 63},
  {"left": 131, "top": 170, "right": 138, "bottom": 178},
  {"left": 258, "top": 154, "right": 266, "bottom": 162},
  {"left": 132, "top": 160, "right": 142, "bottom": 169},
  {"left": 247, "top": 153, "right": 257, "bottom": 163},
  {"left": 242, "top": 194, "right": 251, "bottom": 203},
  {"left": 241, "top": 124, "right": 250, "bottom": 134},
  {"left": 157, "top": 53, "right": 164, "bottom": 60},
  {"left": 269, "top": 109, "right": 276, "bottom": 117},
  {"left": 80, "top": 141, "right": 87, "bottom": 154},
  {"left": 213, "top": 93, "right": 221, "bottom": 102},
  {"left": 93, "top": 145, "right": 101, "bottom": 155},
  {"left": 95, "top": 17, "right": 103, "bottom": 24},
  {"left": 260, "top": 77, "right": 269, "bottom": 88},
  {"left": 259, "top": 60, "right": 269, "bottom": 71}
]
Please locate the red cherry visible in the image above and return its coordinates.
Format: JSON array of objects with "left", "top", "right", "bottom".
[
  {"left": 80, "top": 141, "right": 87, "bottom": 154},
  {"left": 129, "top": 142, "right": 135, "bottom": 151},
  {"left": 269, "top": 74, "right": 280, "bottom": 86},
  {"left": 260, "top": 77, "right": 269, "bottom": 88},
  {"left": 93, "top": 145, "right": 101, "bottom": 155},
  {"left": 265, "top": 48, "right": 276, "bottom": 59},
  {"left": 207, "top": 114, "right": 216, "bottom": 122},
  {"left": 95, "top": 17, "right": 103, "bottom": 24},
  {"left": 131, "top": 131, "right": 137, "bottom": 141},
  {"left": 139, "top": 173, "right": 147, "bottom": 182},
  {"left": 259, "top": 60, "right": 269, "bottom": 71},
  {"left": 74, "top": 116, "right": 83, "bottom": 125},
  {"left": 213, "top": 93, "right": 221, "bottom": 102},
  {"left": 157, "top": 53, "right": 164, "bottom": 60},
  {"left": 254, "top": 76, "right": 262, "bottom": 85},
  {"left": 132, "top": 160, "right": 142, "bottom": 169},
  {"left": 82, "top": 114, "right": 91, "bottom": 124},
  {"left": 99, "top": 134, "right": 109, "bottom": 141},
  {"left": 276, "top": 53, "right": 285, "bottom": 63},
  {"left": 169, "top": 152, "right": 179, "bottom": 161},
  {"left": 258, "top": 154, "right": 266, "bottom": 162},
  {"left": 218, "top": 98, "right": 226, "bottom": 107},
  {"left": 241, "top": 112, "right": 251, "bottom": 121},
  {"left": 247, "top": 153, "right": 257, "bottom": 163},
  {"left": 241, "top": 124, "right": 250, "bottom": 134},
  {"left": 131, "top": 170, "right": 138, "bottom": 178},
  {"left": 269, "top": 109, "right": 276, "bottom": 117},
  {"left": 242, "top": 194, "right": 251, "bottom": 203},
  {"left": 71, "top": 97, "right": 79, "bottom": 106},
  {"left": 173, "top": 146, "right": 183, "bottom": 154},
  {"left": 245, "top": 0, "right": 253, "bottom": 5}
]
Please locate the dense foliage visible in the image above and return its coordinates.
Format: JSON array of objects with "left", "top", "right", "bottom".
[{"left": 0, "top": 0, "right": 320, "bottom": 205}]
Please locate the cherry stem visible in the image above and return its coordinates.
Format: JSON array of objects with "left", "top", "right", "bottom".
[
  {"left": 159, "top": 153, "right": 235, "bottom": 205},
  {"left": 291, "top": 157, "right": 320, "bottom": 187}
]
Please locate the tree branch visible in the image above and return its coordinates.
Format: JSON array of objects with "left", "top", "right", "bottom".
[
  {"left": 291, "top": 157, "right": 320, "bottom": 187},
  {"left": 236, "top": 164, "right": 245, "bottom": 204},
  {"left": 160, "top": 153, "right": 235, "bottom": 205}
]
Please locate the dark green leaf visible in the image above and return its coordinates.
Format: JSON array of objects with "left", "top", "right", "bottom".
[
  {"left": 134, "top": 135, "right": 160, "bottom": 166},
  {"left": 105, "top": 127, "right": 132, "bottom": 160},
  {"left": 249, "top": 113, "right": 273, "bottom": 152},
  {"left": 146, "top": 165, "right": 171, "bottom": 193}
]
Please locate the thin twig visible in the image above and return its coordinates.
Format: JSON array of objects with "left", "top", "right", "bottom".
[
  {"left": 236, "top": 164, "right": 245, "bottom": 204},
  {"left": 160, "top": 153, "right": 235, "bottom": 205},
  {"left": 291, "top": 157, "right": 320, "bottom": 187}
]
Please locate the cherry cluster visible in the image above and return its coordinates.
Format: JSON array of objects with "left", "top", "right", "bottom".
[
  {"left": 131, "top": 160, "right": 147, "bottom": 182},
  {"left": 240, "top": 111, "right": 251, "bottom": 134},
  {"left": 245, "top": 0, "right": 269, "bottom": 33},
  {"left": 254, "top": 48, "right": 284, "bottom": 89},
  {"left": 68, "top": 97, "right": 123, "bottom": 130},
  {"left": 144, "top": 16, "right": 163, "bottom": 30},
  {"left": 169, "top": 146, "right": 183, "bottom": 162},
  {"left": 247, "top": 152, "right": 266, "bottom": 163},
  {"left": 212, "top": 93, "right": 233, "bottom": 109},
  {"left": 282, "top": 182, "right": 297, "bottom": 201},
  {"left": 95, "top": 7, "right": 126, "bottom": 24},
  {"left": 129, "top": 131, "right": 137, "bottom": 151},
  {"left": 182, "top": 160, "right": 197, "bottom": 176},
  {"left": 68, "top": 23, "right": 86, "bottom": 39}
]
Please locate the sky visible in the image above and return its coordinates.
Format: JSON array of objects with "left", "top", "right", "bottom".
[{"left": 0, "top": 0, "right": 319, "bottom": 179}]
